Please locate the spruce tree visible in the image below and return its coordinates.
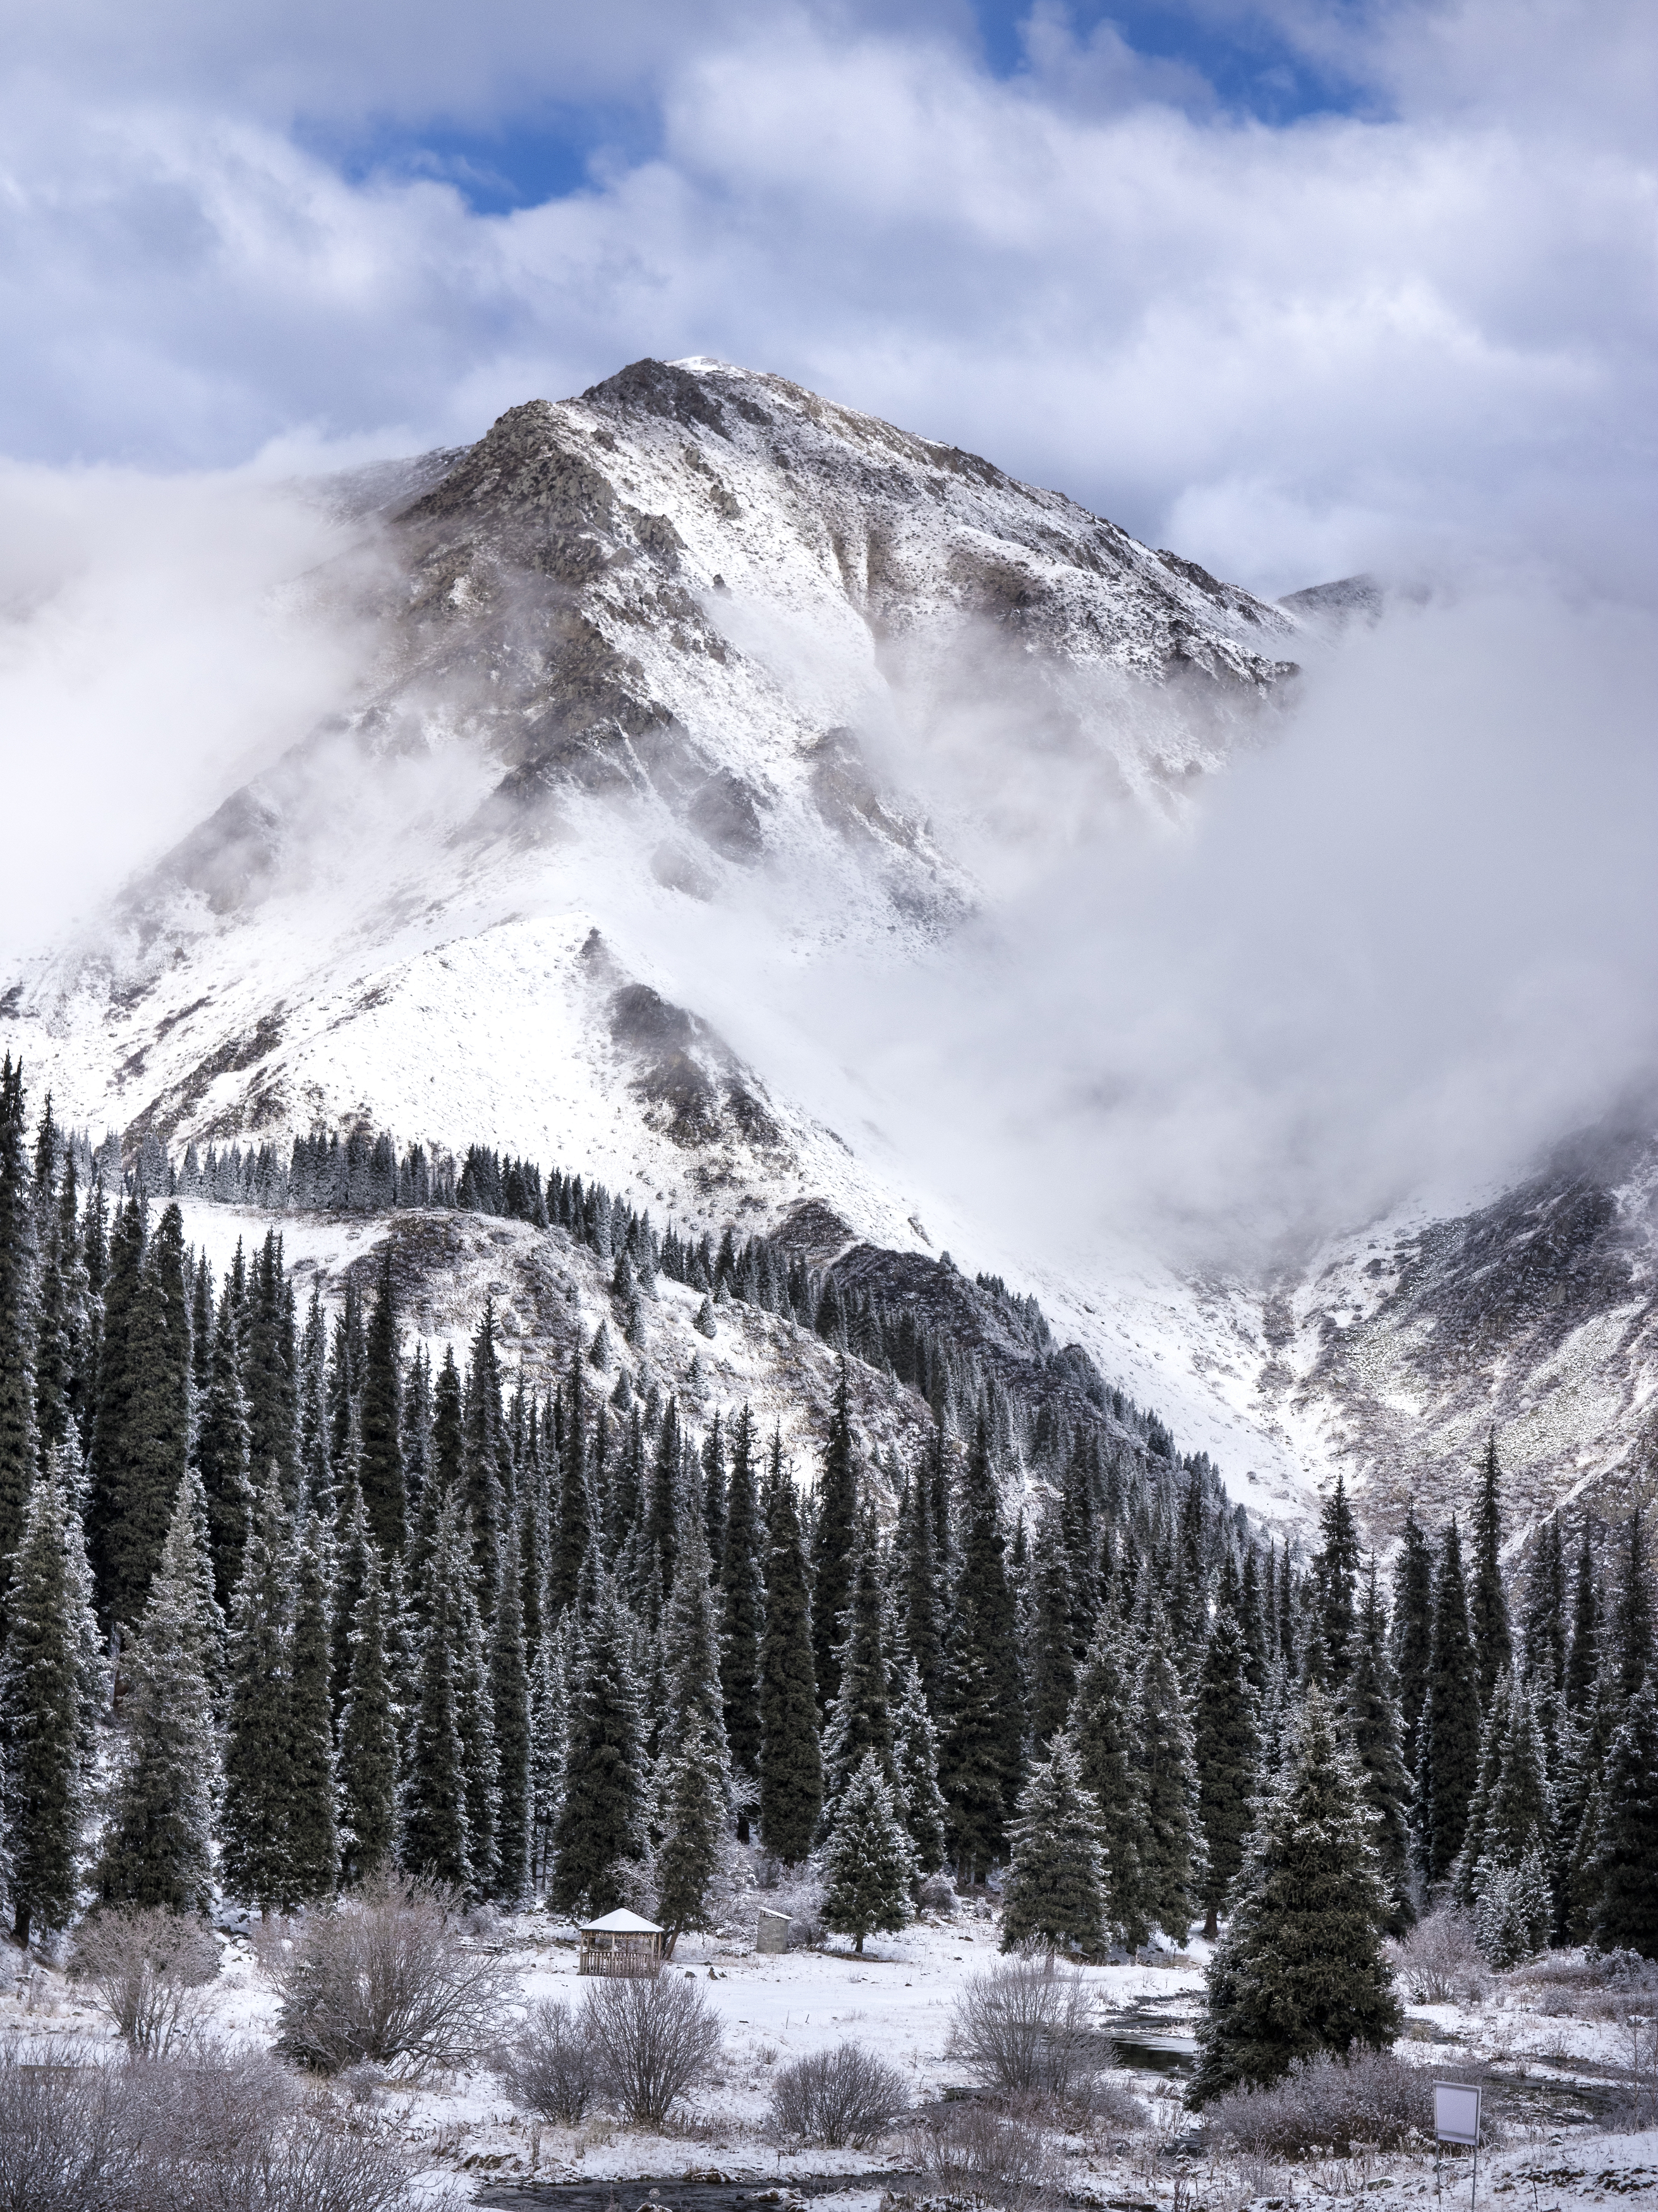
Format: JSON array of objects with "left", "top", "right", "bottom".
[
  {"left": 759, "top": 1461, "right": 821, "bottom": 1862},
  {"left": 657, "top": 1712, "right": 727, "bottom": 1954},
  {"left": 939, "top": 1416, "right": 1020, "bottom": 1880},
  {"left": 528, "top": 1613, "right": 570, "bottom": 1894},
  {"left": 94, "top": 1203, "right": 192, "bottom": 1631},
  {"left": 491, "top": 1515, "right": 531, "bottom": 1900},
  {"left": 550, "top": 1349, "right": 591, "bottom": 1618},
  {"left": 720, "top": 1402, "right": 764, "bottom": 1839},
  {"left": 0, "top": 1465, "right": 93, "bottom": 1943},
  {"left": 403, "top": 1490, "right": 472, "bottom": 1888},
  {"left": 1470, "top": 1435, "right": 1512, "bottom": 1710},
  {"left": 1001, "top": 1739, "right": 1108, "bottom": 1956},
  {"left": 195, "top": 1274, "right": 252, "bottom": 1612},
  {"left": 1194, "top": 1604, "right": 1259, "bottom": 1939},
  {"left": 1452, "top": 1670, "right": 1513, "bottom": 1910},
  {"left": 286, "top": 1525, "right": 340, "bottom": 1904},
  {"left": 1068, "top": 1599, "right": 1151, "bottom": 1948},
  {"left": 1419, "top": 1516, "right": 1481, "bottom": 1886},
  {"left": 245, "top": 1231, "right": 298, "bottom": 1507},
  {"left": 811, "top": 1361, "right": 859, "bottom": 1717},
  {"left": 97, "top": 1481, "right": 218, "bottom": 1912},
  {"left": 1523, "top": 1514, "right": 1568, "bottom": 1708},
  {"left": 456, "top": 1511, "right": 499, "bottom": 1893},
  {"left": 359, "top": 1249, "right": 406, "bottom": 1555},
  {"left": 1565, "top": 1523, "right": 1601, "bottom": 1718},
  {"left": 1613, "top": 1512, "right": 1654, "bottom": 1703},
  {"left": 553, "top": 1571, "right": 647, "bottom": 1917},
  {"left": 821, "top": 1750, "right": 917, "bottom": 1954},
  {"left": 1314, "top": 1474, "right": 1360, "bottom": 1687},
  {"left": 821, "top": 1509, "right": 893, "bottom": 1804},
  {"left": 1134, "top": 1578, "right": 1205, "bottom": 1943},
  {"left": 1348, "top": 1564, "right": 1413, "bottom": 1932},
  {"left": 1190, "top": 1686, "right": 1401, "bottom": 2104},
  {"left": 892, "top": 1651, "right": 949, "bottom": 1870},
  {"left": 221, "top": 1467, "right": 296, "bottom": 1914},
  {"left": 0, "top": 1057, "right": 39, "bottom": 1631},
  {"left": 87, "top": 1194, "right": 145, "bottom": 1622},
  {"left": 1591, "top": 1672, "right": 1658, "bottom": 1959},
  {"left": 1028, "top": 1506, "right": 1077, "bottom": 1753},
  {"left": 899, "top": 1439, "right": 943, "bottom": 1713},
  {"left": 338, "top": 1540, "right": 397, "bottom": 1885}
]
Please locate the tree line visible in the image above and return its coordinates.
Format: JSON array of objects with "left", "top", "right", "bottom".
[{"left": 1, "top": 1055, "right": 1654, "bottom": 2020}]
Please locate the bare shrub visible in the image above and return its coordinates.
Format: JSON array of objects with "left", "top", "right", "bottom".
[
  {"left": 767, "top": 2041, "right": 911, "bottom": 2148},
  {"left": 583, "top": 1969, "right": 723, "bottom": 2125},
  {"left": 950, "top": 1960, "right": 1100, "bottom": 2102},
  {"left": 495, "top": 1998, "right": 602, "bottom": 2124},
  {"left": 1205, "top": 2048, "right": 1433, "bottom": 2157},
  {"left": 70, "top": 1907, "right": 220, "bottom": 2056},
  {"left": 0, "top": 2041, "right": 418, "bottom": 2212},
  {"left": 0, "top": 2043, "right": 138, "bottom": 2212},
  {"left": 905, "top": 2096, "right": 1059, "bottom": 2211},
  {"left": 261, "top": 1874, "right": 514, "bottom": 2075},
  {"left": 1078, "top": 2071, "right": 1147, "bottom": 2132},
  {"left": 1385, "top": 1908, "right": 1491, "bottom": 2007}
]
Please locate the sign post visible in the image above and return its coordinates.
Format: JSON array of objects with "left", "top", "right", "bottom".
[{"left": 1434, "top": 2082, "right": 1483, "bottom": 2212}]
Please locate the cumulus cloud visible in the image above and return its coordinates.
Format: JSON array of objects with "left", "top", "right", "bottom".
[{"left": 0, "top": 1, "right": 1649, "bottom": 599}]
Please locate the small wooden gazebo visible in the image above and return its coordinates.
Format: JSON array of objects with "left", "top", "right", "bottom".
[{"left": 578, "top": 1909, "right": 665, "bottom": 1976}]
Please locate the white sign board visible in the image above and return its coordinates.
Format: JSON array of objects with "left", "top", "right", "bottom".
[{"left": 1434, "top": 2082, "right": 1482, "bottom": 2147}]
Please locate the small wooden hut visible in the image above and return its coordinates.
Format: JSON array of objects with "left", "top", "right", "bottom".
[{"left": 578, "top": 1909, "right": 665, "bottom": 1976}]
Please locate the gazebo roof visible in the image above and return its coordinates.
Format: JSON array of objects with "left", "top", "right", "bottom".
[{"left": 579, "top": 1909, "right": 663, "bottom": 1935}]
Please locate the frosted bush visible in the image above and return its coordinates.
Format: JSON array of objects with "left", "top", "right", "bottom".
[
  {"left": 905, "top": 2096, "right": 1059, "bottom": 2211},
  {"left": 1205, "top": 2048, "right": 1433, "bottom": 2156},
  {"left": 495, "top": 1998, "right": 601, "bottom": 2124},
  {"left": 767, "top": 2041, "right": 911, "bottom": 2147},
  {"left": 70, "top": 1906, "right": 220, "bottom": 2057},
  {"left": 1384, "top": 1907, "right": 1491, "bottom": 2005},
  {"left": 950, "top": 1960, "right": 1101, "bottom": 2104}
]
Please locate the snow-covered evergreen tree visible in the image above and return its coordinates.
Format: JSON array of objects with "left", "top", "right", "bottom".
[
  {"left": 1000, "top": 1740, "right": 1106, "bottom": 1957},
  {"left": 821, "top": 1751, "right": 917, "bottom": 1955}
]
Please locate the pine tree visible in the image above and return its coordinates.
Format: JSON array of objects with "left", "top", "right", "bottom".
[
  {"left": 97, "top": 1480, "right": 219, "bottom": 1912},
  {"left": 939, "top": 1416, "right": 1020, "bottom": 1880},
  {"left": 0, "top": 1057, "right": 40, "bottom": 1633},
  {"left": 821, "top": 1508, "right": 893, "bottom": 1804},
  {"left": 892, "top": 1651, "right": 949, "bottom": 1870},
  {"left": 657, "top": 1713, "right": 727, "bottom": 1955},
  {"left": 359, "top": 1249, "right": 406, "bottom": 1555},
  {"left": 245, "top": 1231, "right": 298, "bottom": 1507},
  {"left": 528, "top": 1611, "right": 571, "bottom": 1894},
  {"left": 1591, "top": 1672, "right": 1658, "bottom": 1959},
  {"left": 553, "top": 1571, "right": 647, "bottom": 1917},
  {"left": 1561, "top": 1665, "right": 1620, "bottom": 1943},
  {"left": 456, "top": 1511, "right": 499, "bottom": 1894},
  {"left": 1069, "top": 1598, "right": 1151, "bottom": 1948},
  {"left": 1190, "top": 1685, "right": 1401, "bottom": 2104},
  {"left": 900, "top": 1438, "right": 944, "bottom": 1713},
  {"left": 1134, "top": 1579, "right": 1205, "bottom": 1943},
  {"left": 1001, "top": 1739, "right": 1108, "bottom": 1955},
  {"left": 403, "top": 1490, "right": 472, "bottom": 1888},
  {"left": 1613, "top": 1512, "right": 1654, "bottom": 1704},
  {"left": 1419, "top": 1516, "right": 1481, "bottom": 1886},
  {"left": 550, "top": 1349, "right": 591, "bottom": 1619},
  {"left": 195, "top": 1274, "right": 252, "bottom": 1612},
  {"left": 1391, "top": 1506, "right": 1434, "bottom": 1781},
  {"left": 1314, "top": 1474, "right": 1360, "bottom": 1687},
  {"left": 92, "top": 1203, "right": 192, "bottom": 1631},
  {"left": 1028, "top": 1507, "right": 1077, "bottom": 1753},
  {"left": 811, "top": 1361, "right": 859, "bottom": 1717},
  {"left": 1565, "top": 1523, "right": 1601, "bottom": 1718},
  {"left": 720, "top": 1403, "right": 764, "bottom": 1840},
  {"left": 1348, "top": 1564, "right": 1413, "bottom": 1933},
  {"left": 759, "top": 1459, "right": 821, "bottom": 1862},
  {"left": 1194, "top": 1604, "right": 1259, "bottom": 1939},
  {"left": 221, "top": 1467, "right": 296, "bottom": 1914},
  {"left": 821, "top": 1750, "right": 917, "bottom": 1954},
  {"left": 338, "top": 1540, "right": 397, "bottom": 1886},
  {"left": 0, "top": 1465, "right": 94, "bottom": 1943},
  {"left": 491, "top": 1515, "right": 531, "bottom": 1900},
  {"left": 1523, "top": 1514, "right": 1568, "bottom": 1708},
  {"left": 1470, "top": 1435, "right": 1512, "bottom": 1710},
  {"left": 286, "top": 1525, "right": 340, "bottom": 1903},
  {"left": 1452, "top": 1671, "right": 1514, "bottom": 1910},
  {"left": 87, "top": 1194, "right": 145, "bottom": 1622}
]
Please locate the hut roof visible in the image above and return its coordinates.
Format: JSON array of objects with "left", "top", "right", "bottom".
[{"left": 579, "top": 1909, "right": 663, "bottom": 1934}]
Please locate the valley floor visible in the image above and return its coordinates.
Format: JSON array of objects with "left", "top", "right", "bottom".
[{"left": 3, "top": 1904, "right": 1652, "bottom": 2212}]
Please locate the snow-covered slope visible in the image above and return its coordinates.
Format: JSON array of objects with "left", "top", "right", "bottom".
[{"left": 43, "top": 355, "right": 1658, "bottom": 1529}]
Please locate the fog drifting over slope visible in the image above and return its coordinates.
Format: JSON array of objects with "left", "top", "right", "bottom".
[{"left": 715, "top": 581, "right": 1658, "bottom": 1268}]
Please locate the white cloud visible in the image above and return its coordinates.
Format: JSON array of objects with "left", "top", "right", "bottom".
[{"left": 0, "top": 4, "right": 1649, "bottom": 598}]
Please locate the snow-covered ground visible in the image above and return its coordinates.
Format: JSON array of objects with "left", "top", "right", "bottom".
[{"left": 4, "top": 1905, "right": 1652, "bottom": 2210}]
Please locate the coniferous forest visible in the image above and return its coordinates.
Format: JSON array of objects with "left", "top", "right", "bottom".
[{"left": 2, "top": 1052, "right": 1657, "bottom": 2100}]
